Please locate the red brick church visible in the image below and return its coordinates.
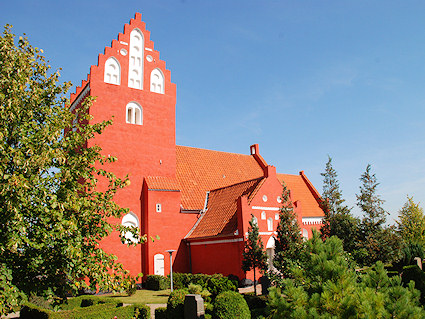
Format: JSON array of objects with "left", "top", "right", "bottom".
[{"left": 69, "top": 13, "right": 324, "bottom": 282}]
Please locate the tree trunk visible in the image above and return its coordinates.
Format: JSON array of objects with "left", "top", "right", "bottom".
[{"left": 253, "top": 267, "right": 257, "bottom": 295}]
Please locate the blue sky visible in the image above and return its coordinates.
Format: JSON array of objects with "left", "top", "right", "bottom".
[{"left": 2, "top": 1, "right": 425, "bottom": 223}]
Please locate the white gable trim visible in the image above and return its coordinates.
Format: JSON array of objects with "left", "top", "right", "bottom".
[{"left": 252, "top": 206, "right": 279, "bottom": 211}]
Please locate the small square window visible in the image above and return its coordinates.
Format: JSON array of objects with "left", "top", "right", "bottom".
[{"left": 156, "top": 204, "right": 162, "bottom": 213}]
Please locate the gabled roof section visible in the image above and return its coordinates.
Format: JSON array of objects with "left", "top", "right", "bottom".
[
  {"left": 277, "top": 173, "right": 323, "bottom": 217},
  {"left": 176, "top": 145, "right": 265, "bottom": 210},
  {"left": 145, "top": 176, "right": 180, "bottom": 191},
  {"left": 186, "top": 178, "right": 265, "bottom": 239}
]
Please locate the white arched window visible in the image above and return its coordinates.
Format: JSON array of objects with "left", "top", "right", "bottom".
[
  {"left": 150, "top": 68, "right": 164, "bottom": 94},
  {"left": 302, "top": 228, "right": 309, "bottom": 240},
  {"left": 267, "top": 217, "right": 273, "bottom": 231},
  {"left": 252, "top": 216, "right": 258, "bottom": 226},
  {"left": 126, "top": 102, "right": 142, "bottom": 125},
  {"left": 121, "top": 212, "right": 139, "bottom": 244},
  {"left": 128, "top": 29, "right": 144, "bottom": 89},
  {"left": 261, "top": 211, "right": 266, "bottom": 220},
  {"left": 104, "top": 57, "right": 120, "bottom": 85}
]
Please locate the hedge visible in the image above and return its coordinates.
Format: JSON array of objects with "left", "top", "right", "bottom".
[
  {"left": 166, "top": 289, "right": 188, "bottom": 319},
  {"left": 145, "top": 275, "right": 170, "bottom": 291},
  {"left": 155, "top": 307, "right": 167, "bottom": 319},
  {"left": 61, "top": 295, "right": 122, "bottom": 310},
  {"left": 20, "top": 302, "right": 150, "bottom": 319}
]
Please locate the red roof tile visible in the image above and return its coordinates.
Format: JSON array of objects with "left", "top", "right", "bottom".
[
  {"left": 277, "top": 173, "right": 323, "bottom": 218},
  {"left": 145, "top": 176, "right": 180, "bottom": 191},
  {"left": 176, "top": 146, "right": 265, "bottom": 210},
  {"left": 187, "top": 178, "right": 265, "bottom": 239}
]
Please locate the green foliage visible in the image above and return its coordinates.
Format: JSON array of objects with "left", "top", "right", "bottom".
[
  {"left": 319, "top": 157, "right": 359, "bottom": 253},
  {"left": 154, "top": 307, "right": 167, "bottom": 319},
  {"left": 207, "top": 274, "right": 238, "bottom": 299},
  {"left": 397, "top": 196, "right": 425, "bottom": 246},
  {"left": 133, "top": 303, "right": 151, "bottom": 319},
  {"left": 267, "top": 232, "right": 425, "bottom": 318},
  {"left": 357, "top": 164, "right": 387, "bottom": 227},
  {"left": 401, "top": 265, "right": 425, "bottom": 305},
  {"left": 273, "top": 181, "right": 303, "bottom": 278},
  {"left": 169, "top": 273, "right": 236, "bottom": 300},
  {"left": 172, "top": 272, "right": 194, "bottom": 289},
  {"left": 61, "top": 295, "right": 123, "bottom": 310},
  {"left": 354, "top": 165, "right": 402, "bottom": 266},
  {"left": 242, "top": 215, "right": 267, "bottom": 295},
  {"left": 213, "top": 291, "right": 251, "bottom": 319},
  {"left": 166, "top": 288, "right": 188, "bottom": 319},
  {"left": 145, "top": 275, "right": 170, "bottom": 291},
  {"left": 21, "top": 301, "right": 139, "bottom": 319},
  {"left": 243, "top": 293, "right": 267, "bottom": 310},
  {"left": 0, "top": 25, "right": 143, "bottom": 314}
]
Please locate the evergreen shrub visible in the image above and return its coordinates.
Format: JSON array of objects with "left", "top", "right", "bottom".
[
  {"left": 402, "top": 265, "right": 425, "bottom": 304},
  {"left": 145, "top": 275, "right": 170, "bottom": 291},
  {"left": 133, "top": 304, "right": 151, "bottom": 319},
  {"left": 172, "top": 273, "right": 193, "bottom": 289},
  {"left": 155, "top": 307, "right": 167, "bottom": 319},
  {"left": 207, "top": 275, "right": 237, "bottom": 299},
  {"left": 166, "top": 289, "right": 188, "bottom": 319},
  {"left": 213, "top": 291, "right": 250, "bottom": 319}
]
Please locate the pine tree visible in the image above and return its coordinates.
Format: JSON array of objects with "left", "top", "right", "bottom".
[
  {"left": 319, "top": 156, "right": 358, "bottom": 253},
  {"left": 355, "top": 164, "right": 401, "bottom": 266},
  {"left": 273, "top": 181, "right": 303, "bottom": 278},
  {"left": 357, "top": 164, "right": 387, "bottom": 228},
  {"left": 242, "top": 215, "right": 267, "bottom": 295},
  {"left": 397, "top": 196, "right": 425, "bottom": 246}
]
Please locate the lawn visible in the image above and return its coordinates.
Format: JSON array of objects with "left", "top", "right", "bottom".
[{"left": 102, "top": 289, "right": 171, "bottom": 304}]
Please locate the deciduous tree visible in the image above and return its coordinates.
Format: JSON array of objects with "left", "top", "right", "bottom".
[{"left": 0, "top": 26, "right": 141, "bottom": 315}]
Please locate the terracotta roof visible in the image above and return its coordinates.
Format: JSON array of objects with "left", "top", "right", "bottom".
[
  {"left": 277, "top": 173, "right": 323, "bottom": 218},
  {"left": 176, "top": 146, "right": 265, "bottom": 210},
  {"left": 145, "top": 176, "right": 180, "bottom": 191},
  {"left": 187, "top": 178, "right": 265, "bottom": 239}
]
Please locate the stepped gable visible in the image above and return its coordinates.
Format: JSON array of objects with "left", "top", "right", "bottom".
[
  {"left": 70, "top": 12, "right": 174, "bottom": 105},
  {"left": 277, "top": 172, "right": 322, "bottom": 217},
  {"left": 186, "top": 178, "right": 265, "bottom": 239},
  {"left": 176, "top": 145, "right": 265, "bottom": 211}
]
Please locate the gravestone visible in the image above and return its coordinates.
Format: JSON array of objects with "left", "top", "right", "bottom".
[{"left": 184, "top": 294, "right": 205, "bottom": 319}]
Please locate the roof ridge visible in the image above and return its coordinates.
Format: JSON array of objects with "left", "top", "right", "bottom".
[
  {"left": 177, "top": 145, "right": 253, "bottom": 157},
  {"left": 209, "top": 177, "right": 265, "bottom": 193}
]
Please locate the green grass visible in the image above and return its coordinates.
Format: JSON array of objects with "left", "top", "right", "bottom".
[{"left": 101, "top": 289, "right": 171, "bottom": 305}]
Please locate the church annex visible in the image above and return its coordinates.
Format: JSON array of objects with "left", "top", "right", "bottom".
[{"left": 69, "top": 13, "right": 324, "bottom": 281}]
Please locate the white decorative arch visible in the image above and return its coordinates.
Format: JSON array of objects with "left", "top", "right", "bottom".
[
  {"left": 121, "top": 212, "right": 139, "bottom": 244},
  {"left": 154, "top": 254, "right": 165, "bottom": 276},
  {"left": 261, "top": 211, "right": 266, "bottom": 220},
  {"left": 104, "top": 57, "right": 120, "bottom": 85},
  {"left": 266, "top": 236, "right": 275, "bottom": 271},
  {"left": 266, "top": 236, "right": 275, "bottom": 249},
  {"left": 302, "top": 228, "right": 309, "bottom": 240},
  {"left": 252, "top": 216, "right": 258, "bottom": 226},
  {"left": 126, "top": 102, "right": 143, "bottom": 125},
  {"left": 128, "top": 29, "right": 144, "bottom": 89},
  {"left": 150, "top": 68, "right": 164, "bottom": 94}
]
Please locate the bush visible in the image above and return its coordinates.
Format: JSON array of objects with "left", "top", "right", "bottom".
[
  {"left": 213, "top": 291, "right": 250, "bottom": 319},
  {"left": 133, "top": 304, "right": 151, "bottom": 319},
  {"left": 166, "top": 289, "right": 188, "bottom": 319},
  {"left": 227, "top": 274, "right": 239, "bottom": 288},
  {"left": 402, "top": 265, "right": 425, "bottom": 304},
  {"left": 207, "top": 275, "right": 237, "bottom": 299},
  {"left": 145, "top": 275, "right": 170, "bottom": 291},
  {"left": 172, "top": 273, "right": 194, "bottom": 289},
  {"left": 243, "top": 293, "right": 267, "bottom": 310},
  {"left": 155, "top": 307, "right": 167, "bottom": 319}
]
